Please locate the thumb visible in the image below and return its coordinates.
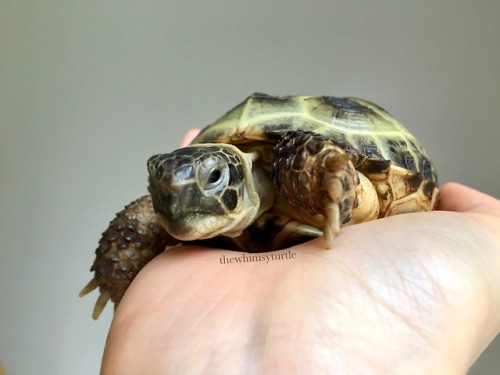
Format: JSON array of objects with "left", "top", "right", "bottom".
[
  {"left": 438, "top": 182, "right": 500, "bottom": 216},
  {"left": 180, "top": 129, "right": 201, "bottom": 147}
]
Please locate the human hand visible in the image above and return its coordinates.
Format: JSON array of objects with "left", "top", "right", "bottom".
[{"left": 101, "top": 131, "right": 500, "bottom": 374}]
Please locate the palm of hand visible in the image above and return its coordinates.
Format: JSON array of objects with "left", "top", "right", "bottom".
[{"left": 102, "top": 182, "right": 500, "bottom": 374}]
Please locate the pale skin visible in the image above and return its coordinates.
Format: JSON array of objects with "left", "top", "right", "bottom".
[{"left": 101, "top": 129, "right": 500, "bottom": 374}]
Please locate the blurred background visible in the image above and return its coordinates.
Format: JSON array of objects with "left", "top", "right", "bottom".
[{"left": 1, "top": 1, "right": 499, "bottom": 374}]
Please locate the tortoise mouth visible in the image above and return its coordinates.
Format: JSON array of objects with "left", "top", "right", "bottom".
[{"left": 156, "top": 210, "right": 227, "bottom": 241}]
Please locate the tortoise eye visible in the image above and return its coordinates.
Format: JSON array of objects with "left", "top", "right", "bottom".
[
  {"left": 208, "top": 169, "right": 221, "bottom": 184},
  {"left": 203, "top": 164, "right": 229, "bottom": 194}
]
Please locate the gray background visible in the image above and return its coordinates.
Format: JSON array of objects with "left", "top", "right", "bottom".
[{"left": 1, "top": 1, "right": 499, "bottom": 374}]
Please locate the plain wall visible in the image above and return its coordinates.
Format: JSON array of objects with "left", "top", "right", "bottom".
[{"left": 1, "top": 1, "right": 499, "bottom": 374}]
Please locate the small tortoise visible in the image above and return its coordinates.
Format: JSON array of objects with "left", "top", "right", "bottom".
[{"left": 80, "top": 93, "right": 439, "bottom": 319}]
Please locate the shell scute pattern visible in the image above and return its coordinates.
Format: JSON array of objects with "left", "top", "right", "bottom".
[
  {"left": 320, "top": 96, "right": 372, "bottom": 115},
  {"left": 358, "top": 140, "right": 385, "bottom": 161},
  {"left": 194, "top": 94, "right": 436, "bottom": 185}
]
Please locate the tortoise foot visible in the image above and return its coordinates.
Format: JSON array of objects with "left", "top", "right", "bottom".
[
  {"left": 80, "top": 195, "right": 179, "bottom": 319},
  {"left": 273, "top": 130, "right": 361, "bottom": 247}
]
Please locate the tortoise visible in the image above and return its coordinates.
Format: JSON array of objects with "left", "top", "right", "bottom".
[{"left": 80, "top": 93, "right": 439, "bottom": 319}]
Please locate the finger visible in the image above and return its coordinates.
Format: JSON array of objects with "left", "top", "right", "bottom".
[
  {"left": 437, "top": 182, "right": 500, "bottom": 216},
  {"left": 180, "top": 129, "right": 201, "bottom": 147}
]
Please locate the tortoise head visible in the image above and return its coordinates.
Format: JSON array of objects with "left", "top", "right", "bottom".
[{"left": 147, "top": 144, "right": 270, "bottom": 241}]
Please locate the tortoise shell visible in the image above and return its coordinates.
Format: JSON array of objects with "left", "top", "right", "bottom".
[{"left": 191, "top": 93, "right": 438, "bottom": 218}]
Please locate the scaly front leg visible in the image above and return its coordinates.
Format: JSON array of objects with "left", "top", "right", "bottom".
[{"left": 273, "top": 130, "right": 373, "bottom": 248}]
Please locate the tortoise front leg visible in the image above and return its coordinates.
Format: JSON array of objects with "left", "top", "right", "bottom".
[
  {"left": 79, "top": 195, "right": 180, "bottom": 319},
  {"left": 273, "top": 130, "right": 376, "bottom": 248}
]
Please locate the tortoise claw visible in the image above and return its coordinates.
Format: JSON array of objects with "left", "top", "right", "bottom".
[
  {"left": 324, "top": 202, "right": 340, "bottom": 249},
  {"left": 79, "top": 278, "right": 112, "bottom": 320},
  {"left": 79, "top": 278, "right": 99, "bottom": 297},
  {"left": 92, "top": 290, "right": 111, "bottom": 320}
]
